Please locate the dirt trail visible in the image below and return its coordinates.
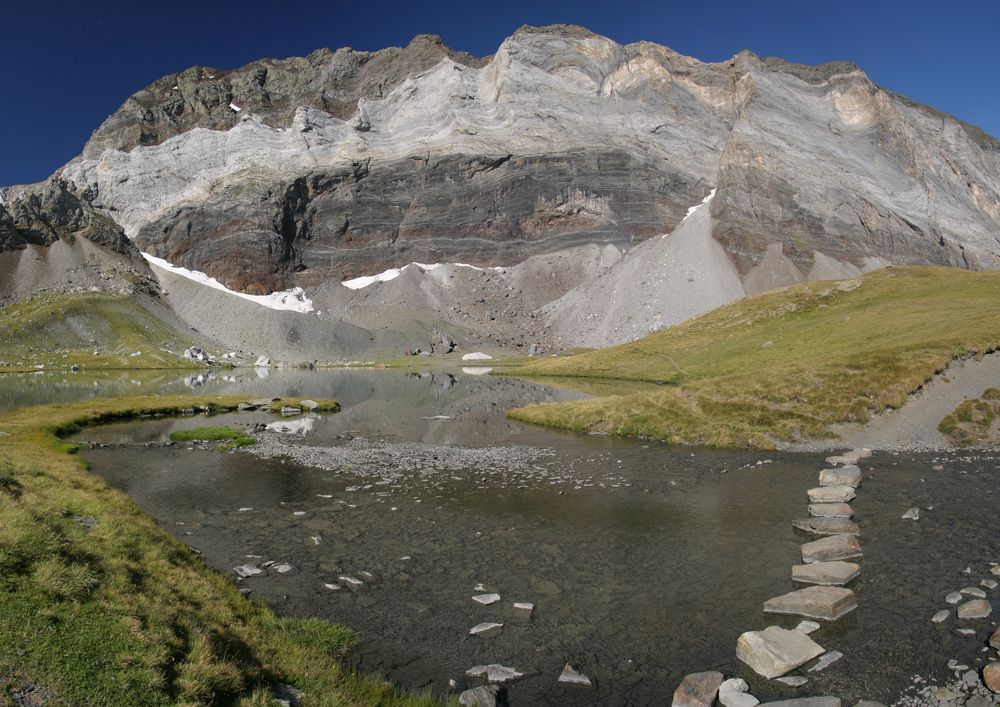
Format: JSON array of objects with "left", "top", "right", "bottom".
[{"left": 791, "top": 352, "right": 1000, "bottom": 452}]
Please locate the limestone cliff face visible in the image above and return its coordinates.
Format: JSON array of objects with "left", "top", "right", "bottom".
[{"left": 9, "top": 24, "right": 1000, "bottom": 295}]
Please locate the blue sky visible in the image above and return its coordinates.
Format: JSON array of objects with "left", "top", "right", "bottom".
[{"left": 3, "top": 0, "right": 997, "bottom": 186}]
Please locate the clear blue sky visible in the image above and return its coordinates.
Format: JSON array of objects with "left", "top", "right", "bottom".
[{"left": 3, "top": 0, "right": 997, "bottom": 187}]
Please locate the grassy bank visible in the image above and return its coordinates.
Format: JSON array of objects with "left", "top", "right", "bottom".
[
  {"left": 939, "top": 388, "right": 1000, "bottom": 445},
  {"left": 507, "top": 267, "right": 1000, "bottom": 448},
  {"left": 0, "top": 395, "right": 443, "bottom": 706}
]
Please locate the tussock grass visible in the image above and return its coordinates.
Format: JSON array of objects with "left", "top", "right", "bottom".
[
  {"left": 507, "top": 267, "right": 1000, "bottom": 448},
  {"left": 939, "top": 390, "right": 1000, "bottom": 445},
  {"left": 0, "top": 395, "right": 446, "bottom": 705}
]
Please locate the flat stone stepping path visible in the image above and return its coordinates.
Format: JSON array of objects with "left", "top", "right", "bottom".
[
  {"left": 792, "top": 517, "right": 860, "bottom": 536},
  {"left": 672, "top": 671, "right": 723, "bottom": 706},
  {"left": 808, "top": 502, "right": 853, "bottom": 518},
  {"left": 763, "top": 586, "right": 858, "bottom": 621},
  {"left": 801, "top": 534, "right": 863, "bottom": 563},
  {"left": 736, "top": 626, "right": 825, "bottom": 679},
  {"left": 818, "top": 466, "right": 862, "bottom": 488},
  {"left": 806, "top": 485, "right": 857, "bottom": 503},
  {"left": 792, "top": 561, "right": 860, "bottom": 586},
  {"left": 956, "top": 598, "right": 992, "bottom": 619}
]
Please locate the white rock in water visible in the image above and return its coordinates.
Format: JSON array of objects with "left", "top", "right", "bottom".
[
  {"left": 338, "top": 575, "right": 364, "bottom": 590},
  {"left": 736, "top": 626, "right": 825, "bottom": 679},
  {"left": 469, "top": 622, "right": 504, "bottom": 638},
  {"left": 946, "top": 591, "right": 964, "bottom": 604},
  {"left": 255, "top": 355, "right": 271, "bottom": 367},
  {"left": 901, "top": 507, "right": 920, "bottom": 520},
  {"left": 512, "top": 602, "right": 534, "bottom": 620},
  {"left": 931, "top": 610, "right": 950, "bottom": 623},
  {"left": 462, "top": 352, "right": 493, "bottom": 361},
  {"left": 808, "top": 650, "right": 844, "bottom": 672},
  {"left": 233, "top": 564, "right": 263, "bottom": 577},
  {"left": 323, "top": 582, "right": 341, "bottom": 591},
  {"left": 795, "top": 620, "right": 821, "bottom": 634},
  {"left": 719, "top": 678, "right": 759, "bottom": 707},
  {"left": 957, "top": 599, "right": 992, "bottom": 619},
  {"left": 272, "top": 563, "right": 293, "bottom": 573},
  {"left": 466, "top": 664, "right": 523, "bottom": 684},
  {"left": 472, "top": 593, "right": 501, "bottom": 605},
  {"left": 960, "top": 586, "right": 987, "bottom": 598},
  {"left": 776, "top": 676, "right": 809, "bottom": 687},
  {"left": 458, "top": 685, "right": 499, "bottom": 707},
  {"left": 982, "top": 578, "right": 998, "bottom": 589},
  {"left": 557, "top": 664, "right": 593, "bottom": 687}
]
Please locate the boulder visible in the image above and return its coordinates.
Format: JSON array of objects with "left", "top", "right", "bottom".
[
  {"left": 807, "top": 486, "right": 856, "bottom": 503},
  {"left": 672, "top": 671, "right": 723, "bottom": 707},
  {"left": 736, "top": 626, "right": 824, "bottom": 679},
  {"left": 809, "top": 503, "right": 853, "bottom": 519},
  {"left": 763, "top": 586, "right": 858, "bottom": 621},
  {"left": 984, "top": 663, "right": 1000, "bottom": 694},
  {"left": 558, "top": 664, "right": 593, "bottom": 687},
  {"left": 459, "top": 685, "right": 499, "bottom": 707},
  {"left": 791, "top": 561, "right": 860, "bottom": 586},
  {"left": 801, "top": 535, "right": 863, "bottom": 564},
  {"left": 255, "top": 355, "right": 272, "bottom": 367},
  {"left": 956, "top": 599, "right": 992, "bottom": 619},
  {"left": 818, "top": 466, "right": 861, "bottom": 488},
  {"left": 792, "top": 517, "right": 860, "bottom": 536}
]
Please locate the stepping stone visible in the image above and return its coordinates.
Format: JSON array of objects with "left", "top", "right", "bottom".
[
  {"left": 764, "top": 586, "right": 858, "bottom": 621},
  {"left": 469, "top": 622, "right": 504, "bottom": 638},
  {"left": 826, "top": 449, "right": 870, "bottom": 466},
  {"left": 672, "top": 671, "right": 723, "bottom": 707},
  {"left": 473, "top": 593, "right": 501, "bottom": 605},
  {"left": 931, "top": 610, "right": 950, "bottom": 623},
  {"left": 801, "top": 535, "right": 863, "bottom": 564},
  {"left": 982, "top": 579, "right": 998, "bottom": 590},
  {"left": 466, "top": 664, "right": 524, "bottom": 684},
  {"left": 792, "top": 561, "right": 860, "bottom": 586},
  {"left": 512, "top": 602, "right": 534, "bottom": 620},
  {"left": 764, "top": 699, "right": 841, "bottom": 707},
  {"left": 793, "top": 517, "right": 860, "bottom": 536},
  {"left": 957, "top": 599, "right": 992, "bottom": 619},
  {"left": 719, "top": 678, "right": 759, "bottom": 707},
  {"left": 736, "top": 626, "right": 824, "bottom": 679},
  {"left": 809, "top": 503, "right": 853, "bottom": 519},
  {"left": 558, "top": 664, "right": 593, "bottom": 687},
  {"left": 807, "top": 486, "right": 856, "bottom": 503},
  {"left": 819, "top": 466, "right": 862, "bottom": 488},
  {"left": 946, "top": 591, "right": 964, "bottom": 604},
  {"left": 808, "top": 650, "right": 844, "bottom": 672},
  {"left": 960, "top": 586, "right": 987, "bottom": 598}
]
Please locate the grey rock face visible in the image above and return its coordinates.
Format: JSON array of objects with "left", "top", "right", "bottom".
[{"left": 26, "top": 24, "right": 1000, "bottom": 299}]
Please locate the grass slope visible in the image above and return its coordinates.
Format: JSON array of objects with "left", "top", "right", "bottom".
[
  {"left": 507, "top": 267, "right": 1000, "bottom": 448},
  {"left": 0, "top": 293, "right": 200, "bottom": 371},
  {"left": 0, "top": 396, "right": 443, "bottom": 706}
]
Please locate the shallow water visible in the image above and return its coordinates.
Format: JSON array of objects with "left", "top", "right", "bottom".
[{"left": 59, "top": 370, "right": 1000, "bottom": 705}]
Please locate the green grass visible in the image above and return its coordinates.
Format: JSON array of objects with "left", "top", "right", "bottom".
[
  {"left": 170, "top": 426, "right": 256, "bottom": 449},
  {"left": 0, "top": 292, "right": 202, "bottom": 371},
  {"left": 0, "top": 395, "right": 447, "bottom": 706},
  {"left": 939, "top": 389, "right": 1000, "bottom": 445},
  {"left": 506, "top": 266, "right": 1000, "bottom": 449}
]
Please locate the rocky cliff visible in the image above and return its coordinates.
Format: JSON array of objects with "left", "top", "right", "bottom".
[{"left": 2, "top": 24, "right": 999, "bottom": 355}]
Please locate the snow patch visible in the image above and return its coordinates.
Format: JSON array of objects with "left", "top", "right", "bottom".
[
  {"left": 663, "top": 188, "right": 716, "bottom": 238},
  {"left": 142, "top": 253, "right": 314, "bottom": 313},
  {"left": 341, "top": 262, "right": 496, "bottom": 290}
]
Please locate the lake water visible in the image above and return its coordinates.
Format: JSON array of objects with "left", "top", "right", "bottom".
[{"left": 4, "top": 368, "right": 997, "bottom": 705}]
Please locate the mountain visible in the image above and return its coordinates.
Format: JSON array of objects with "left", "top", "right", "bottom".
[{"left": 2, "top": 25, "right": 998, "bottom": 358}]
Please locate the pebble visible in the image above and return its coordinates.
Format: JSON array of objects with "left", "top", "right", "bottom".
[
  {"left": 469, "top": 622, "right": 504, "bottom": 638},
  {"left": 931, "top": 610, "right": 950, "bottom": 623},
  {"left": 901, "top": 507, "right": 920, "bottom": 521},
  {"left": 719, "top": 678, "right": 759, "bottom": 707},
  {"left": 473, "top": 593, "right": 501, "bottom": 605},
  {"left": 512, "top": 602, "right": 535, "bottom": 620},
  {"left": 557, "top": 663, "right": 593, "bottom": 687}
]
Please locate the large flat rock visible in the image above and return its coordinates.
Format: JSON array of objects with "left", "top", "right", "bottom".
[
  {"left": 792, "top": 561, "right": 860, "bottom": 586},
  {"left": 736, "top": 626, "right": 825, "bottom": 679},
  {"left": 801, "top": 534, "right": 863, "bottom": 564},
  {"left": 672, "top": 671, "right": 723, "bottom": 707},
  {"left": 818, "top": 466, "right": 861, "bottom": 488},
  {"left": 809, "top": 503, "right": 854, "bottom": 519},
  {"left": 807, "top": 486, "right": 856, "bottom": 503},
  {"left": 956, "top": 599, "right": 992, "bottom": 620},
  {"left": 764, "top": 586, "right": 858, "bottom": 621},
  {"left": 792, "top": 517, "right": 860, "bottom": 536}
]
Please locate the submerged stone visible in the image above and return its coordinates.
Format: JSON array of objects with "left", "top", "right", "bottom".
[
  {"left": 807, "top": 486, "right": 856, "bottom": 503},
  {"left": 901, "top": 507, "right": 920, "bottom": 520},
  {"left": 719, "top": 677, "right": 759, "bottom": 707},
  {"left": 558, "top": 664, "right": 593, "bottom": 687},
  {"left": 458, "top": 685, "right": 499, "bottom": 707},
  {"left": 512, "top": 602, "right": 534, "bottom": 620},
  {"left": 931, "top": 610, "right": 950, "bottom": 623},
  {"left": 776, "top": 676, "right": 809, "bottom": 687},
  {"left": 473, "top": 593, "right": 501, "bottom": 605},
  {"left": 736, "top": 626, "right": 824, "bottom": 679},
  {"left": 956, "top": 599, "right": 992, "bottom": 619},
  {"left": 792, "top": 561, "right": 860, "bottom": 586},
  {"left": 792, "top": 517, "right": 860, "bottom": 536},
  {"left": 763, "top": 586, "right": 858, "bottom": 621},
  {"left": 808, "top": 650, "right": 844, "bottom": 672},
  {"left": 672, "top": 671, "right": 723, "bottom": 707},
  {"left": 469, "top": 622, "right": 504, "bottom": 638},
  {"left": 466, "top": 664, "right": 524, "bottom": 684},
  {"left": 801, "top": 534, "right": 863, "bottom": 564}
]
